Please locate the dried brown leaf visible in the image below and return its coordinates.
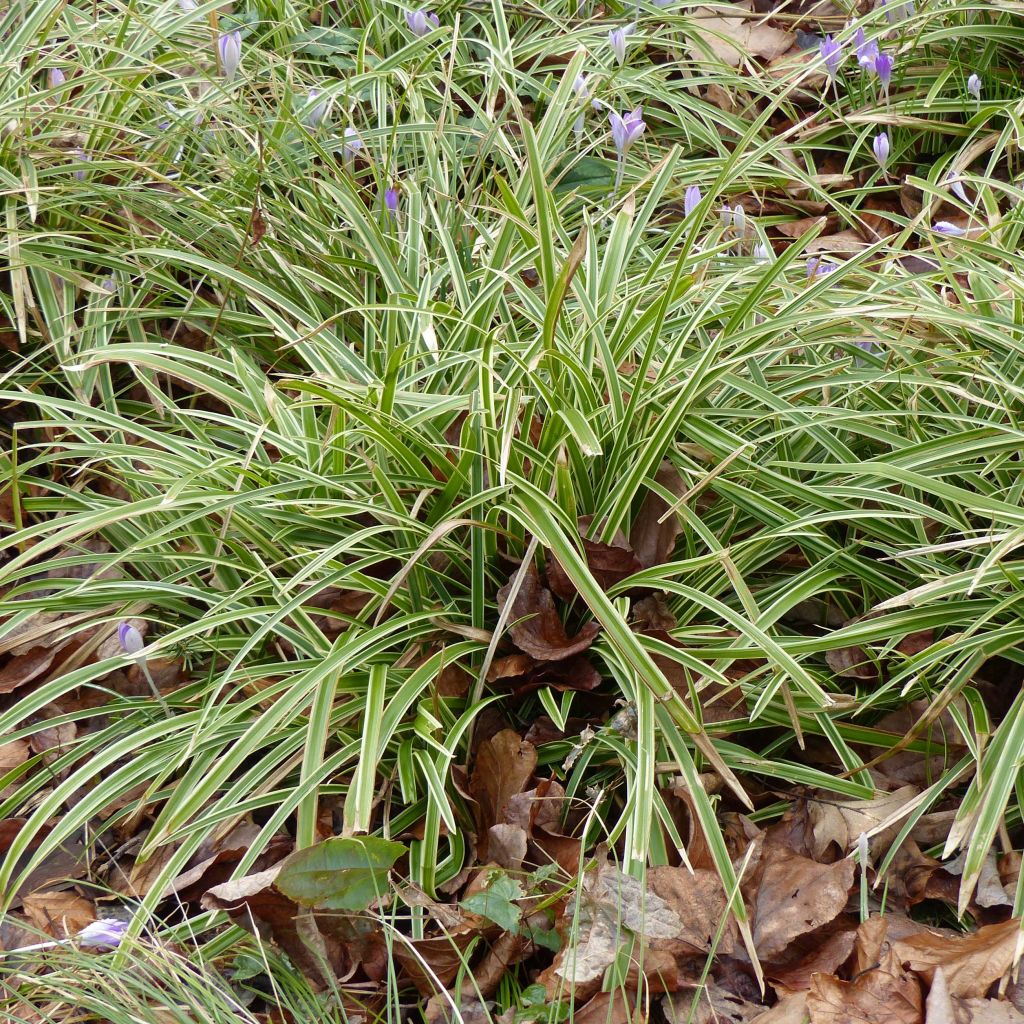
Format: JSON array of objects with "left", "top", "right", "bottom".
[
  {"left": 0, "top": 646, "right": 57, "bottom": 695},
  {"left": 553, "top": 862, "right": 684, "bottom": 987},
  {"left": 547, "top": 517, "right": 642, "bottom": 600},
  {"left": 807, "top": 956, "right": 922, "bottom": 1024},
  {"left": 497, "top": 567, "right": 599, "bottom": 661},
  {"left": 0, "top": 739, "right": 29, "bottom": 772},
  {"left": 892, "top": 918, "right": 1021, "bottom": 999},
  {"left": 688, "top": 4, "right": 795, "bottom": 66},
  {"left": 807, "top": 785, "right": 919, "bottom": 860},
  {"left": 751, "top": 847, "right": 856, "bottom": 960},
  {"left": 630, "top": 461, "right": 687, "bottom": 569},
  {"left": 648, "top": 865, "right": 735, "bottom": 955},
  {"left": 21, "top": 891, "right": 95, "bottom": 939},
  {"left": 470, "top": 730, "right": 537, "bottom": 850}
]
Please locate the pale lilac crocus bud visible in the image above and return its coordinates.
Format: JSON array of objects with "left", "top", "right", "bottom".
[
  {"left": 807, "top": 257, "right": 837, "bottom": 278},
  {"left": 872, "top": 131, "right": 890, "bottom": 168},
  {"left": 118, "top": 622, "right": 145, "bottom": 657},
  {"left": 405, "top": 9, "right": 439, "bottom": 36},
  {"left": 48, "top": 68, "right": 66, "bottom": 90},
  {"left": 719, "top": 204, "right": 732, "bottom": 228},
  {"left": 218, "top": 30, "right": 242, "bottom": 81},
  {"left": 179, "top": 0, "right": 198, "bottom": 10},
  {"left": 819, "top": 35, "right": 842, "bottom": 82},
  {"left": 684, "top": 184, "right": 701, "bottom": 216},
  {"left": 385, "top": 186, "right": 400, "bottom": 216},
  {"left": 304, "top": 89, "right": 327, "bottom": 128},
  {"left": 609, "top": 25, "right": 633, "bottom": 65},
  {"left": 732, "top": 203, "right": 746, "bottom": 236},
  {"left": 342, "top": 126, "right": 363, "bottom": 164},
  {"left": 853, "top": 27, "right": 879, "bottom": 69},
  {"left": 77, "top": 919, "right": 129, "bottom": 949},
  {"left": 872, "top": 52, "right": 894, "bottom": 92},
  {"left": 572, "top": 75, "right": 590, "bottom": 142},
  {"left": 933, "top": 221, "right": 967, "bottom": 236},
  {"left": 945, "top": 172, "right": 968, "bottom": 203},
  {"left": 70, "top": 147, "right": 89, "bottom": 181},
  {"left": 967, "top": 73, "right": 981, "bottom": 100},
  {"left": 753, "top": 242, "right": 771, "bottom": 263}
]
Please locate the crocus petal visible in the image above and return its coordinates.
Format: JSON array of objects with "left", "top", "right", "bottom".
[
  {"left": 385, "top": 187, "right": 400, "bottom": 215},
  {"left": 48, "top": 68, "right": 66, "bottom": 89},
  {"left": 933, "top": 221, "right": 967, "bottom": 236},
  {"left": 945, "top": 172, "right": 968, "bottom": 203},
  {"left": 76, "top": 919, "right": 130, "bottom": 949},
  {"left": 967, "top": 73, "right": 981, "bottom": 99},
  {"left": 684, "top": 184, "right": 701, "bottom": 216}
]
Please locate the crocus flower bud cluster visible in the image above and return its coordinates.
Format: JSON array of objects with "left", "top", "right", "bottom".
[{"left": 405, "top": 9, "right": 440, "bottom": 36}]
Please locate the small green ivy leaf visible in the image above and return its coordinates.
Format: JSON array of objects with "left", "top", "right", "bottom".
[{"left": 460, "top": 871, "right": 525, "bottom": 932}]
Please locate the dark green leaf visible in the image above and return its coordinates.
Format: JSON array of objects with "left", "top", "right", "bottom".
[
  {"left": 276, "top": 836, "right": 406, "bottom": 911},
  {"left": 553, "top": 157, "right": 614, "bottom": 194}
]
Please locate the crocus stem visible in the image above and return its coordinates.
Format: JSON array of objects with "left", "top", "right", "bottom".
[
  {"left": 614, "top": 155, "right": 624, "bottom": 190},
  {"left": 137, "top": 658, "right": 172, "bottom": 717}
]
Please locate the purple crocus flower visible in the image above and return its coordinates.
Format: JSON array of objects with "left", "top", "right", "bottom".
[
  {"left": 732, "top": 203, "right": 746, "bottom": 236},
  {"left": 872, "top": 51, "right": 894, "bottom": 92},
  {"left": 218, "top": 30, "right": 242, "bottom": 81},
  {"left": 753, "top": 242, "right": 771, "bottom": 263},
  {"left": 933, "top": 221, "right": 967, "bottom": 236},
  {"left": 609, "top": 107, "right": 645, "bottom": 156},
  {"left": 609, "top": 107, "right": 645, "bottom": 187},
  {"left": 118, "top": 622, "right": 145, "bottom": 656},
  {"left": 684, "top": 184, "right": 701, "bottom": 216},
  {"left": 48, "top": 68, "right": 66, "bottom": 90},
  {"left": 819, "top": 35, "right": 842, "bottom": 82},
  {"left": 872, "top": 131, "right": 890, "bottom": 168},
  {"left": 405, "top": 9, "right": 440, "bottom": 36},
  {"left": 609, "top": 24, "right": 634, "bottom": 65},
  {"left": 852, "top": 28, "right": 878, "bottom": 68},
  {"left": 77, "top": 919, "right": 129, "bottom": 949},
  {"left": 967, "top": 73, "right": 981, "bottom": 100},
  {"left": 384, "top": 186, "right": 400, "bottom": 216},
  {"left": 807, "top": 257, "right": 837, "bottom": 278},
  {"left": 945, "top": 171, "right": 968, "bottom": 203}
]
